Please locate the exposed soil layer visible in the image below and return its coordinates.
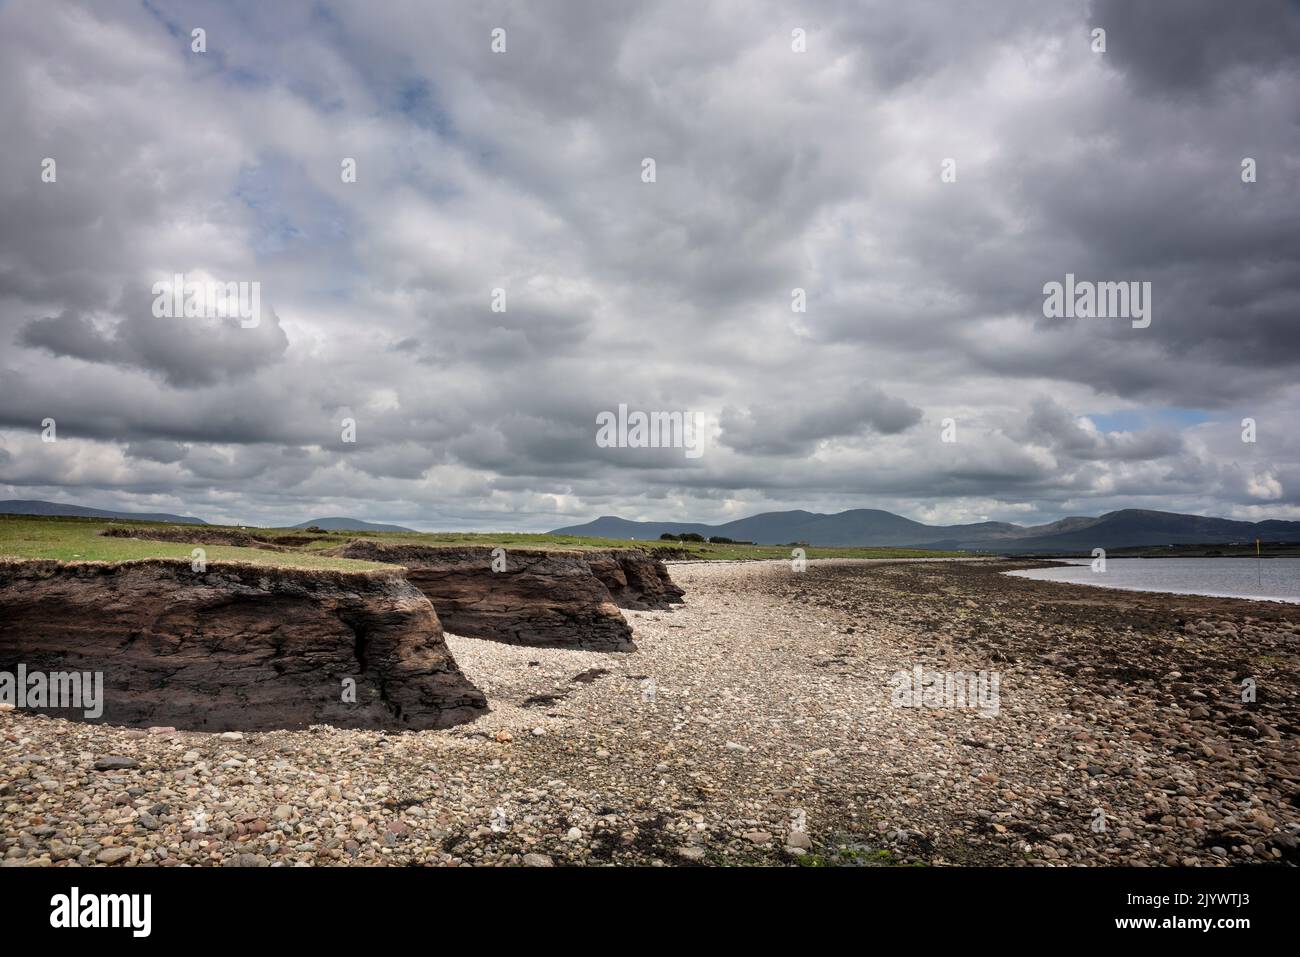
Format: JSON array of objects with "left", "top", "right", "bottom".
[
  {"left": 0, "top": 559, "right": 486, "bottom": 731},
  {"left": 333, "top": 543, "right": 637, "bottom": 651},
  {"left": 584, "top": 549, "right": 685, "bottom": 610},
  {"left": 97, "top": 527, "right": 330, "bottom": 551},
  {"left": 98, "top": 529, "right": 685, "bottom": 629}
]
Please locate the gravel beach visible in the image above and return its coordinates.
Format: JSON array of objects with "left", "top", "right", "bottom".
[{"left": 3, "top": 558, "right": 1297, "bottom": 867}]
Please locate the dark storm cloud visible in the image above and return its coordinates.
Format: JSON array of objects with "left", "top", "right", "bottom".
[
  {"left": 720, "top": 390, "right": 923, "bottom": 456},
  {"left": 21, "top": 308, "right": 289, "bottom": 388},
  {"left": 1091, "top": 0, "right": 1300, "bottom": 94},
  {"left": 0, "top": 0, "right": 1297, "bottom": 528}
]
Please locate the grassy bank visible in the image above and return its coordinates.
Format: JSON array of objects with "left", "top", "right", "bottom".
[
  {"left": 293, "top": 528, "right": 969, "bottom": 561},
  {"left": 0, "top": 514, "right": 970, "bottom": 566},
  {"left": 0, "top": 516, "right": 386, "bottom": 570}
]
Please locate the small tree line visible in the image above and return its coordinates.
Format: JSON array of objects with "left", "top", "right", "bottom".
[{"left": 658, "top": 532, "right": 755, "bottom": 545}]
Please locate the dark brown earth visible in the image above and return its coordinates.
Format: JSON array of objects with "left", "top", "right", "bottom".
[
  {"left": 0, "top": 559, "right": 486, "bottom": 731},
  {"left": 95, "top": 531, "right": 686, "bottom": 642},
  {"left": 98, "top": 527, "right": 330, "bottom": 551},
  {"left": 333, "top": 543, "right": 640, "bottom": 651},
  {"left": 584, "top": 549, "right": 686, "bottom": 610}
]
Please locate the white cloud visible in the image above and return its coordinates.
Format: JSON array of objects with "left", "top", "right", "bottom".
[{"left": 0, "top": 0, "right": 1297, "bottom": 529}]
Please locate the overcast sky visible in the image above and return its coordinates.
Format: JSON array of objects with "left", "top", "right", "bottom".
[{"left": 1, "top": 0, "right": 1298, "bottom": 530}]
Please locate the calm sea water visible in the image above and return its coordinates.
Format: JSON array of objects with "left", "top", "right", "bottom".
[{"left": 1005, "top": 557, "right": 1300, "bottom": 603}]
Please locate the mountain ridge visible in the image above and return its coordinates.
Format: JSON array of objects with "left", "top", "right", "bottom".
[
  {"left": 0, "top": 501, "right": 415, "bottom": 532},
  {"left": 0, "top": 499, "right": 208, "bottom": 525},
  {"left": 551, "top": 507, "right": 1300, "bottom": 552},
  {"left": 289, "top": 517, "right": 416, "bottom": 533}
]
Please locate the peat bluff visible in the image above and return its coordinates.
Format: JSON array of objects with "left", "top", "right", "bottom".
[
  {"left": 332, "top": 543, "right": 684, "bottom": 651},
  {"left": 0, "top": 559, "right": 487, "bottom": 731},
  {"left": 0, "top": 541, "right": 685, "bottom": 731}
]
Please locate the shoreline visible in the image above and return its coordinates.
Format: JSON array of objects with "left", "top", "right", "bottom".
[
  {"left": 3, "top": 558, "right": 1297, "bottom": 867},
  {"left": 1005, "top": 560, "right": 1300, "bottom": 605}
]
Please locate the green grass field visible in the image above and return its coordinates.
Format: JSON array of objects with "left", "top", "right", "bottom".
[
  {"left": 0, "top": 514, "right": 968, "bottom": 567},
  {"left": 0, "top": 516, "right": 386, "bottom": 570},
  {"left": 285, "top": 528, "right": 966, "bottom": 560}
]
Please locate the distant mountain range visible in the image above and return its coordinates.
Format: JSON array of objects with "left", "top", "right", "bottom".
[
  {"left": 289, "top": 517, "right": 415, "bottom": 533},
  {"left": 0, "top": 499, "right": 207, "bottom": 525},
  {"left": 7, "top": 498, "right": 1295, "bottom": 550},
  {"left": 0, "top": 500, "right": 414, "bottom": 532},
  {"left": 551, "top": 508, "right": 1300, "bottom": 552}
]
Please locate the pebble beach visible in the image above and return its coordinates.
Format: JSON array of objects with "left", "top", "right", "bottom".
[{"left": 3, "top": 559, "right": 1297, "bottom": 867}]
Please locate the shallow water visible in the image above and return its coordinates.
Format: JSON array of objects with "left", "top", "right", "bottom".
[{"left": 1005, "top": 557, "right": 1300, "bottom": 603}]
